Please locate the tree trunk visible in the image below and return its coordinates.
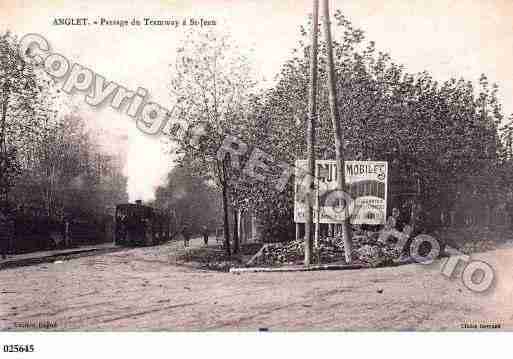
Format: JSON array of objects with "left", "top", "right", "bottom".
[
  {"left": 304, "top": 0, "right": 319, "bottom": 266},
  {"left": 239, "top": 209, "right": 244, "bottom": 244},
  {"left": 233, "top": 207, "right": 239, "bottom": 254},
  {"left": 322, "top": 0, "right": 353, "bottom": 263},
  {"left": 0, "top": 82, "right": 10, "bottom": 201},
  {"left": 221, "top": 161, "right": 231, "bottom": 256},
  {"left": 251, "top": 213, "right": 257, "bottom": 241}
]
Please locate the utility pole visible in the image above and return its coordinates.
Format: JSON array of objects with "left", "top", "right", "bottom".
[
  {"left": 315, "top": 145, "right": 328, "bottom": 264},
  {"left": 314, "top": 164, "right": 320, "bottom": 263},
  {"left": 322, "top": 0, "right": 353, "bottom": 263},
  {"left": 304, "top": 0, "right": 319, "bottom": 266}
]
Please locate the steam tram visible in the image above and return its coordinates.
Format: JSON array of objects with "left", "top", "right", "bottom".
[{"left": 114, "top": 201, "right": 171, "bottom": 246}]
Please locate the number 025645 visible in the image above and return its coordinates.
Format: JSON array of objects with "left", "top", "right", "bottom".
[{"left": 3, "top": 344, "right": 35, "bottom": 353}]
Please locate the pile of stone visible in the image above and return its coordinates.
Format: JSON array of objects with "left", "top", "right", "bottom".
[
  {"left": 255, "top": 240, "right": 305, "bottom": 265},
  {"left": 248, "top": 231, "right": 403, "bottom": 267},
  {"left": 355, "top": 243, "right": 402, "bottom": 267}
]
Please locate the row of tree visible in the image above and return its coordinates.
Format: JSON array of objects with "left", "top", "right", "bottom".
[
  {"left": 153, "top": 164, "right": 222, "bottom": 238},
  {"left": 0, "top": 32, "right": 128, "bottom": 221},
  {"left": 163, "top": 10, "right": 513, "bottom": 256}
]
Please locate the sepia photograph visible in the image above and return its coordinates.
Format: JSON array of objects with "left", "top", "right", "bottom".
[{"left": 1, "top": 0, "right": 513, "bottom": 355}]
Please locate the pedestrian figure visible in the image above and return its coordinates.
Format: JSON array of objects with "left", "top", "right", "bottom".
[
  {"left": 182, "top": 225, "right": 190, "bottom": 248},
  {"left": 202, "top": 225, "right": 209, "bottom": 246},
  {"left": 385, "top": 207, "right": 400, "bottom": 230},
  {"left": 64, "top": 217, "right": 71, "bottom": 247}
]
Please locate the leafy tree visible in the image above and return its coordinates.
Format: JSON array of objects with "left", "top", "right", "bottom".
[
  {"left": 153, "top": 165, "right": 221, "bottom": 238},
  {"left": 240, "top": 11, "right": 505, "bottom": 237},
  {"left": 163, "top": 11, "right": 509, "bottom": 245},
  {"left": 168, "top": 30, "right": 256, "bottom": 255},
  {"left": 1, "top": 31, "right": 128, "bottom": 222},
  {"left": 0, "top": 31, "right": 42, "bottom": 202}
]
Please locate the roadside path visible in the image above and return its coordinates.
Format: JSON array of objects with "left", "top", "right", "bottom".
[{"left": 1, "top": 240, "right": 511, "bottom": 330}]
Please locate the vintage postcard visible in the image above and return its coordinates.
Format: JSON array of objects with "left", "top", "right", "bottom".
[{"left": 1, "top": 0, "right": 512, "bottom": 351}]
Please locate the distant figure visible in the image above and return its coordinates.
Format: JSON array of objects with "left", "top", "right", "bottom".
[
  {"left": 414, "top": 204, "right": 428, "bottom": 233},
  {"left": 182, "top": 225, "right": 190, "bottom": 248},
  {"left": 381, "top": 207, "right": 411, "bottom": 252},
  {"left": 385, "top": 207, "right": 401, "bottom": 230},
  {"left": 216, "top": 226, "right": 224, "bottom": 244},
  {"left": 202, "top": 225, "right": 209, "bottom": 246},
  {"left": 64, "top": 217, "right": 71, "bottom": 247}
]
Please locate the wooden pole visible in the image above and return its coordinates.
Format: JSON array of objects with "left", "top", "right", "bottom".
[
  {"left": 304, "top": 0, "right": 319, "bottom": 266},
  {"left": 314, "top": 164, "right": 320, "bottom": 263},
  {"left": 322, "top": 0, "right": 353, "bottom": 263}
]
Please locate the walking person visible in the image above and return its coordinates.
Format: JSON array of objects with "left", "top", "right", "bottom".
[
  {"left": 202, "top": 225, "right": 209, "bottom": 246},
  {"left": 63, "top": 216, "right": 71, "bottom": 247},
  {"left": 182, "top": 224, "right": 190, "bottom": 248}
]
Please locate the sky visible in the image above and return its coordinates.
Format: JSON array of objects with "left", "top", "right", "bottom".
[{"left": 2, "top": 0, "right": 513, "bottom": 202}]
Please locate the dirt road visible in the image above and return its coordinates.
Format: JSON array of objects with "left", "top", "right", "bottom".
[{"left": 1, "top": 238, "right": 512, "bottom": 331}]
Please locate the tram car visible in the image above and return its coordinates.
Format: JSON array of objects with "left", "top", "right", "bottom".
[{"left": 114, "top": 201, "right": 171, "bottom": 246}]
